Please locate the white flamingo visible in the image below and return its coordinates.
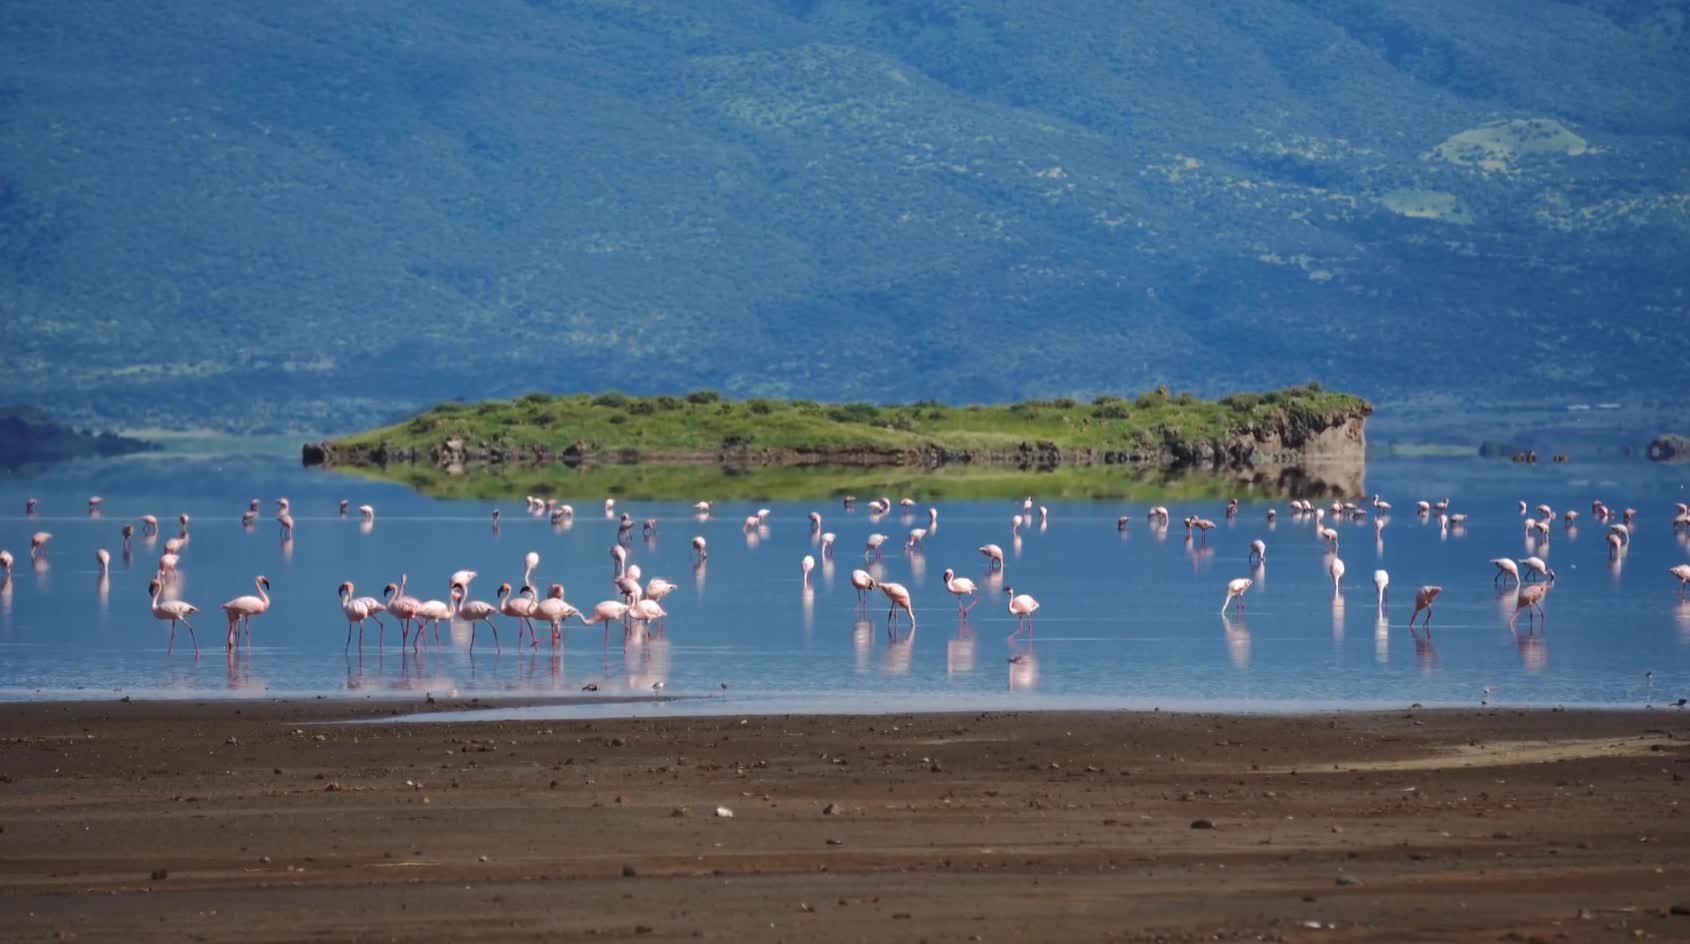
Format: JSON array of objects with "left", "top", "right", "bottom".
[
  {"left": 220, "top": 575, "right": 272, "bottom": 647},
  {"left": 1221, "top": 577, "right": 1252, "bottom": 615},
  {"left": 942, "top": 568, "right": 979, "bottom": 613},
  {"left": 148, "top": 578, "right": 201, "bottom": 655},
  {"left": 1004, "top": 586, "right": 1039, "bottom": 634}
]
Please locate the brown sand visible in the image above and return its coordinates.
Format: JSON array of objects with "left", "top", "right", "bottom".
[{"left": 1, "top": 699, "right": 1687, "bottom": 942}]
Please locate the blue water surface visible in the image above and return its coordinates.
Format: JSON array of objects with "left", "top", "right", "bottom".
[{"left": 1, "top": 455, "right": 1687, "bottom": 713}]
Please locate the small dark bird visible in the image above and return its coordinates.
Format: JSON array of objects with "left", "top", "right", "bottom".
[
  {"left": 581, "top": 683, "right": 598, "bottom": 692},
  {"left": 1675, "top": 698, "right": 1687, "bottom": 709}
]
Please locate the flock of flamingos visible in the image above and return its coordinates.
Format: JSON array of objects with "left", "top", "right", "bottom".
[{"left": 3, "top": 492, "right": 1690, "bottom": 662}]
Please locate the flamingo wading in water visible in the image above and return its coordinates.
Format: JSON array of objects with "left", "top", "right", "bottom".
[
  {"left": 220, "top": 575, "right": 272, "bottom": 647},
  {"left": 148, "top": 578, "right": 201, "bottom": 655}
]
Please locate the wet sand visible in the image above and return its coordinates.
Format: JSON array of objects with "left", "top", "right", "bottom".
[{"left": 1, "top": 699, "right": 1687, "bottom": 942}]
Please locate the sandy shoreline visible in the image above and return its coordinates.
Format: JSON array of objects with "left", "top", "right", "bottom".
[{"left": 2, "top": 699, "right": 1687, "bottom": 942}]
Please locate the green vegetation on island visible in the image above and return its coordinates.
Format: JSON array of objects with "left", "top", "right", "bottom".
[{"left": 309, "top": 384, "right": 1370, "bottom": 468}]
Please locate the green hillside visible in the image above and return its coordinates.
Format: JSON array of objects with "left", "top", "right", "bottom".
[{"left": 1, "top": 2, "right": 1685, "bottom": 438}]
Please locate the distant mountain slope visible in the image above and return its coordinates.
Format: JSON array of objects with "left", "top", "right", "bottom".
[{"left": 1, "top": 1, "right": 1685, "bottom": 437}]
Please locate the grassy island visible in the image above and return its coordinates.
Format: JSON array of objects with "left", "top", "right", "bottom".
[{"left": 308, "top": 384, "right": 1369, "bottom": 476}]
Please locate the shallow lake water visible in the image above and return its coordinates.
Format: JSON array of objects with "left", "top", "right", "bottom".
[{"left": 1, "top": 455, "right": 1687, "bottom": 715}]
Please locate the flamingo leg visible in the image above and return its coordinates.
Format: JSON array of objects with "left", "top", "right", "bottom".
[
  {"left": 488, "top": 619, "right": 500, "bottom": 653},
  {"left": 181, "top": 618, "right": 200, "bottom": 656}
]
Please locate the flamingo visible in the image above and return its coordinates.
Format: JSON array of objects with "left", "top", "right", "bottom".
[
  {"left": 413, "top": 594, "right": 452, "bottom": 647},
  {"left": 1221, "top": 577, "right": 1252, "bottom": 615},
  {"left": 905, "top": 528, "right": 927, "bottom": 550},
  {"left": 1004, "top": 586, "right": 1038, "bottom": 634},
  {"left": 693, "top": 501, "right": 712, "bottom": 515},
  {"left": 357, "top": 504, "right": 374, "bottom": 523},
  {"left": 1511, "top": 583, "right": 1551, "bottom": 628},
  {"left": 1186, "top": 517, "right": 1216, "bottom": 544},
  {"left": 927, "top": 507, "right": 939, "bottom": 532},
  {"left": 450, "top": 569, "right": 478, "bottom": 594},
  {"left": 148, "top": 578, "right": 200, "bottom": 654},
  {"left": 642, "top": 518, "right": 658, "bottom": 537},
  {"left": 582, "top": 601, "right": 632, "bottom": 642},
  {"left": 352, "top": 590, "right": 388, "bottom": 642},
  {"left": 942, "top": 568, "right": 979, "bottom": 613},
  {"left": 339, "top": 500, "right": 350, "bottom": 516},
  {"left": 1491, "top": 558, "right": 1520, "bottom": 586},
  {"left": 275, "top": 498, "right": 294, "bottom": 539},
  {"left": 1011, "top": 514, "right": 1024, "bottom": 535},
  {"left": 1117, "top": 515, "right": 1130, "bottom": 532},
  {"left": 220, "top": 575, "right": 272, "bottom": 647},
  {"left": 1373, "top": 569, "right": 1389, "bottom": 608},
  {"left": 498, "top": 583, "right": 538, "bottom": 645},
  {"left": 139, "top": 514, "right": 158, "bottom": 534},
  {"left": 809, "top": 511, "right": 822, "bottom": 531},
  {"left": 1519, "top": 557, "right": 1555, "bottom": 583},
  {"left": 1670, "top": 564, "right": 1690, "bottom": 600},
  {"left": 644, "top": 578, "right": 676, "bottom": 602},
  {"left": 1248, "top": 539, "right": 1266, "bottom": 564},
  {"left": 1316, "top": 526, "right": 1339, "bottom": 548},
  {"left": 615, "top": 574, "right": 643, "bottom": 604},
  {"left": 979, "top": 544, "right": 1004, "bottom": 571},
  {"left": 96, "top": 548, "right": 110, "bottom": 576},
  {"left": 29, "top": 531, "right": 51, "bottom": 560},
  {"left": 452, "top": 586, "right": 500, "bottom": 652},
  {"left": 628, "top": 598, "right": 667, "bottom": 627},
  {"left": 178, "top": 512, "right": 191, "bottom": 533},
  {"left": 901, "top": 498, "right": 917, "bottom": 510},
  {"left": 1372, "top": 495, "right": 1391, "bottom": 511},
  {"left": 820, "top": 532, "right": 836, "bottom": 556},
  {"left": 877, "top": 581, "right": 915, "bottom": 626},
  {"left": 1609, "top": 523, "right": 1631, "bottom": 546},
  {"left": 1225, "top": 498, "right": 1238, "bottom": 519},
  {"left": 25, "top": 497, "right": 38, "bottom": 515},
  {"left": 533, "top": 585, "right": 581, "bottom": 646},
  {"left": 157, "top": 552, "right": 180, "bottom": 582},
  {"left": 121, "top": 524, "right": 134, "bottom": 552},
  {"left": 801, "top": 554, "right": 815, "bottom": 587},
  {"left": 611, "top": 545, "right": 628, "bottom": 576},
  {"left": 339, "top": 581, "right": 376, "bottom": 648},
  {"left": 1266, "top": 508, "right": 1278, "bottom": 522},
  {"left": 241, "top": 508, "right": 258, "bottom": 527},
  {"left": 1606, "top": 532, "right": 1625, "bottom": 557},
  {"left": 1415, "top": 501, "right": 1430, "bottom": 515},
  {"left": 88, "top": 495, "right": 103, "bottom": 513},
  {"left": 1564, "top": 510, "right": 1579, "bottom": 527},
  {"left": 491, "top": 509, "right": 502, "bottom": 529},
  {"left": 691, "top": 536, "right": 708, "bottom": 562},
  {"left": 865, "top": 534, "right": 888, "bottom": 561},
  {"left": 1329, "top": 556, "right": 1346, "bottom": 593},
  {"left": 0, "top": 549, "right": 12, "bottom": 578},
  {"left": 604, "top": 498, "right": 616, "bottom": 516},
  {"left": 1409, "top": 586, "right": 1442, "bottom": 628},
  {"left": 384, "top": 575, "right": 422, "bottom": 646},
  {"left": 850, "top": 569, "right": 876, "bottom": 603}
]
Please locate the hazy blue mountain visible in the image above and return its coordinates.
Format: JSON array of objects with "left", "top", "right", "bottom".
[{"left": 1, "top": 1, "right": 1685, "bottom": 440}]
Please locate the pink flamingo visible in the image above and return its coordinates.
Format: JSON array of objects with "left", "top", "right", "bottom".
[
  {"left": 338, "top": 500, "right": 350, "bottom": 517},
  {"left": 384, "top": 576, "right": 422, "bottom": 646},
  {"left": 534, "top": 585, "right": 582, "bottom": 646},
  {"left": 88, "top": 496, "right": 103, "bottom": 514},
  {"left": 96, "top": 548, "right": 110, "bottom": 576},
  {"left": 25, "top": 497, "right": 38, "bottom": 515},
  {"left": 339, "top": 581, "right": 376, "bottom": 648},
  {"left": 691, "top": 536, "right": 708, "bottom": 562},
  {"left": 1248, "top": 539, "right": 1266, "bottom": 564},
  {"left": 1670, "top": 564, "right": 1690, "bottom": 600},
  {"left": 1004, "top": 586, "right": 1039, "bottom": 634},
  {"left": 979, "top": 544, "right": 1004, "bottom": 572},
  {"left": 275, "top": 499, "right": 294, "bottom": 538},
  {"left": 942, "top": 568, "right": 979, "bottom": 613},
  {"left": 220, "top": 575, "right": 272, "bottom": 647},
  {"left": 148, "top": 578, "right": 201, "bottom": 654},
  {"left": 358, "top": 504, "right": 375, "bottom": 523},
  {"left": 1511, "top": 583, "right": 1551, "bottom": 629},
  {"left": 498, "top": 582, "right": 538, "bottom": 645},
  {"left": 628, "top": 598, "right": 667, "bottom": 627},
  {"left": 611, "top": 545, "right": 627, "bottom": 576},
  {"left": 865, "top": 534, "right": 888, "bottom": 561},
  {"left": 139, "top": 514, "right": 158, "bottom": 535},
  {"left": 0, "top": 549, "right": 12, "bottom": 578},
  {"left": 1491, "top": 558, "right": 1520, "bottom": 586},
  {"left": 29, "top": 531, "right": 52, "bottom": 560},
  {"left": 450, "top": 569, "right": 478, "bottom": 594},
  {"left": 1374, "top": 569, "right": 1389, "bottom": 608},
  {"left": 801, "top": 554, "right": 815, "bottom": 587},
  {"left": 878, "top": 581, "right": 915, "bottom": 627},
  {"left": 122, "top": 524, "right": 134, "bottom": 552},
  {"left": 1329, "top": 556, "right": 1346, "bottom": 593},
  {"left": 413, "top": 594, "right": 452, "bottom": 648},
  {"left": 850, "top": 568, "right": 876, "bottom": 604},
  {"left": 451, "top": 585, "right": 501, "bottom": 653},
  {"left": 1408, "top": 586, "right": 1442, "bottom": 628},
  {"left": 644, "top": 577, "right": 677, "bottom": 602},
  {"left": 1221, "top": 577, "right": 1252, "bottom": 615}
]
